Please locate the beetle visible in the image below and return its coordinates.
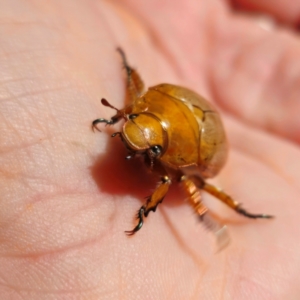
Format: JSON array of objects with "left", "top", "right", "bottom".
[{"left": 92, "top": 48, "right": 273, "bottom": 237}]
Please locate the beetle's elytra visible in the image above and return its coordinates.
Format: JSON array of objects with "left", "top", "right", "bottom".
[{"left": 92, "top": 48, "right": 273, "bottom": 239}]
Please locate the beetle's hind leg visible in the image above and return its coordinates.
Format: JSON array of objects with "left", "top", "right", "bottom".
[
  {"left": 196, "top": 178, "right": 274, "bottom": 219},
  {"left": 117, "top": 47, "right": 145, "bottom": 100},
  {"left": 181, "top": 176, "right": 230, "bottom": 250},
  {"left": 125, "top": 176, "right": 171, "bottom": 235}
]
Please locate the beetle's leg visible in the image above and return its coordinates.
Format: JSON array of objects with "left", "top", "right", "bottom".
[
  {"left": 181, "top": 176, "right": 230, "bottom": 250},
  {"left": 181, "top": 176, "right": 208, "bottom": 217},
  {"left": 117, "top": 47, "right": 145, "bottom": 100},
  {"left": 125, "top": 176, "right": 171, "bottom": 235},
  {"left": 92, "top": 98, "right": 126, "bottom": 132},
  {"left": 199, "top": 180, "right": 274, "bottom": 219},
  {"left": 92, "top": 117, "right": 118, "bottom": 132}
]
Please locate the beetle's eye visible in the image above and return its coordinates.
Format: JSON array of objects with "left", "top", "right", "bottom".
[
  {"left": 150, "top": 145, "right": 162, "bottom": 157},
  {"left": 129, "top": 114, "right": 138, "bottom": 120}
]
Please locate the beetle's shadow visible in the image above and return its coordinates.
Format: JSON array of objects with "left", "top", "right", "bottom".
[
  {"left": 91, "top": 133, "right": 157, "bottom": 200},
  {"left": 90, "top": 132, "right": 183, "bottom": 206}
]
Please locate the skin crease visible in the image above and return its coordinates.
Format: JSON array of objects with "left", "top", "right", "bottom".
[
  {"left": 1, "top": 0, "right": 300, "bottom": 299},
  {"left": 231, "top": 0, "right": 300, "bottom": 25}
]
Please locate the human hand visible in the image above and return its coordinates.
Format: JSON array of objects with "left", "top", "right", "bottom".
[{"left": 1, "top": 0, "right": 300, "bottom": 299}]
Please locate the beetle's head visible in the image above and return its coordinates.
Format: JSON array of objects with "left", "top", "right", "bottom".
[{"left": 119, "top": 113, "right": 167, "bottom": 167}]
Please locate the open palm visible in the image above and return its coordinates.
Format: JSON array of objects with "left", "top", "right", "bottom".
[{"left": 1, "top": 0, "right": 300, "bottom": 299}]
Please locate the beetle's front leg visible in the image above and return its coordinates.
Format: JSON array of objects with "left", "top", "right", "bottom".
[
  {"left": 92, "top": 116, "right": 118, "bottom": 131},
  {"left": 125, "top": 176, "right": 171, "bottom": 235},
  {"left": 117, "top": 47, "right": 145, "bottom": 101},
  {"left": 92, "top": 98, "right": 127, "bottom": 132}
]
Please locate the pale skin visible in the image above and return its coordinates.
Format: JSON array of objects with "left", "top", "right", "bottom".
[{"left": 1, "top": 0, "right": 300, "bottom": 299}]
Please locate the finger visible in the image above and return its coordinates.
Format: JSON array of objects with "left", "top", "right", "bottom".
[
  {"left": 210, "top": 16, "right": 300, "bottom": 145},
  {"left": 230, "top": 0, "right": 300, "bottom": 27}
]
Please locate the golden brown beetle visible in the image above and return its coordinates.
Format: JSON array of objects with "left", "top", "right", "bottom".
[{"left": 92, "top": 49, "right": 273, "bottom": 237}]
